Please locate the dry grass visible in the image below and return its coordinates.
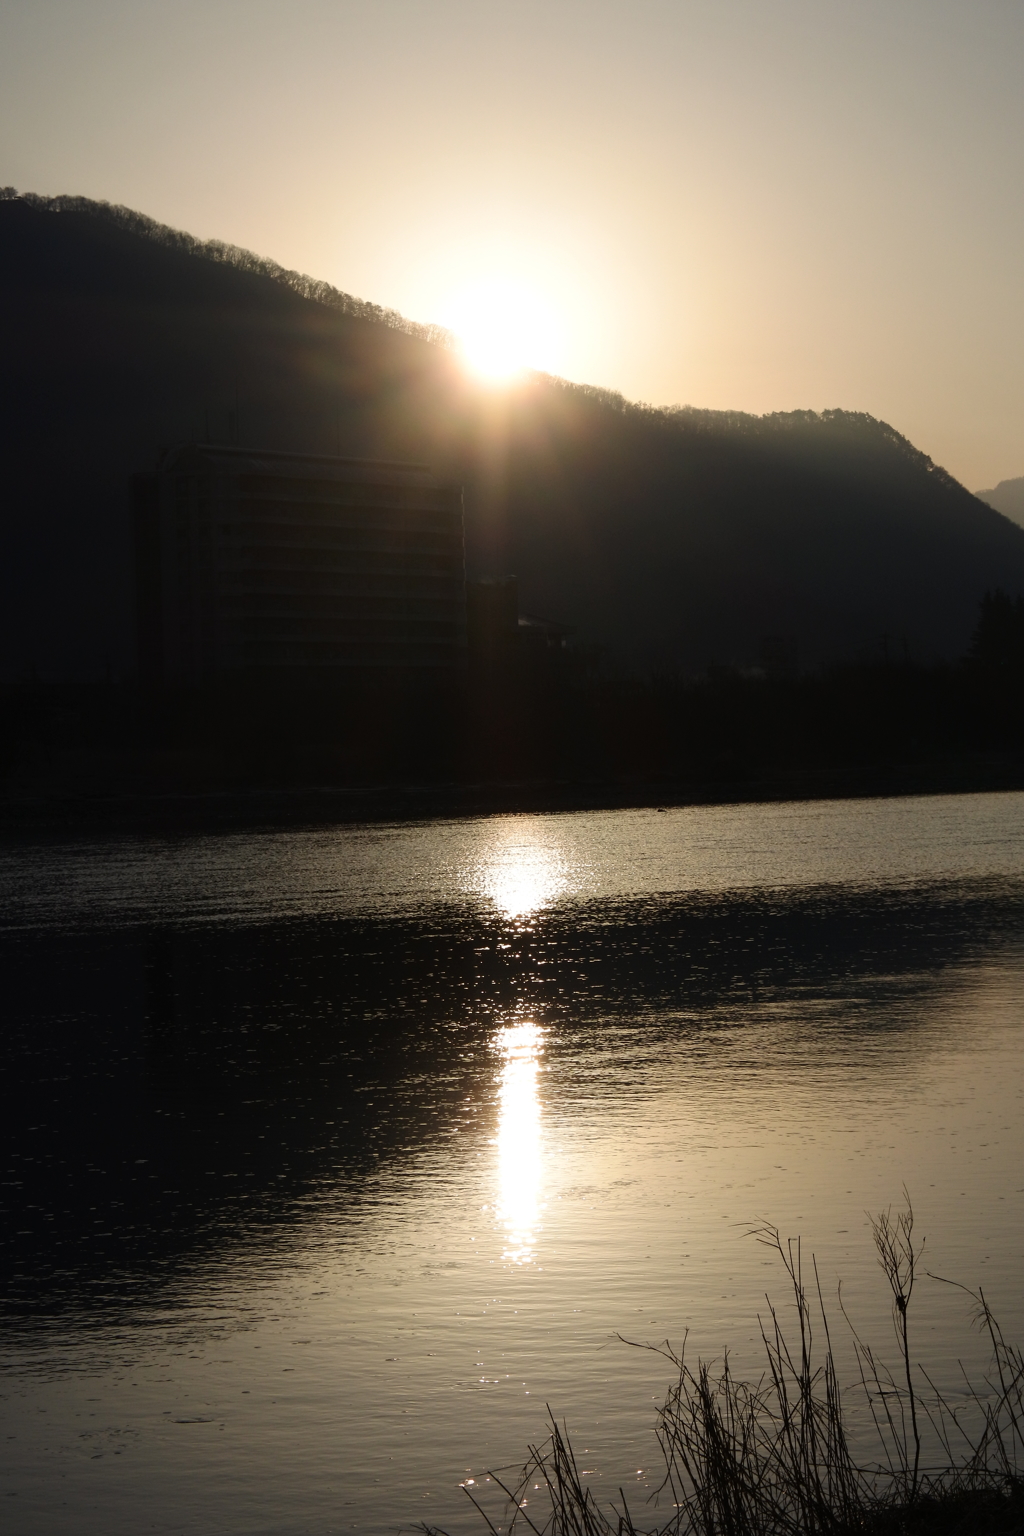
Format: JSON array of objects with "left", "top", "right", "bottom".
[{"left": 421, "top": 1201, "right": 1024, "bottom": 1536}]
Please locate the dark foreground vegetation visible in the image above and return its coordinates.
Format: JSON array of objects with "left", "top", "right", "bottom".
[
  {"left": 2, "top": 592, "right": 1023, "bottom": 826},
  {"left": 428, "top": 1207, "right": 1023, "bottom": 1536}
]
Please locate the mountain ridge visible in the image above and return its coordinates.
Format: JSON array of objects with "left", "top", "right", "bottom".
[
  {"left": 0, "top": 184, "right": 972, "bottom": 481},
  {"left": 2, "top": 190, "right": 1022, "bottom": 683}
]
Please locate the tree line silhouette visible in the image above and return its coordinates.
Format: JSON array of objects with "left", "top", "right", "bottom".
[
  {"left": 2, "top": 590, "right": 1022, "bottom": 812},
  {"left": 0, "top": 186, "right": 455, "bottom": 349}
]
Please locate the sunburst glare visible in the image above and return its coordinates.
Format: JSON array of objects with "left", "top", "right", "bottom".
[{"left": 444, "top": 276, "right": 562, "bottom": 381}]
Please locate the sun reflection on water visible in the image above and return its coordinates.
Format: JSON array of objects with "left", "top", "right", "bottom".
[
  {"left": 476, "top": 825, "right": 572, "bottom": 921},
  {"left": 493, "top": 1020, "right": 545, "bottom": 1264}
]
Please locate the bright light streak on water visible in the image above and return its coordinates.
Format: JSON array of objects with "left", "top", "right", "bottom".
[
  {"left": 4, "top": 790, "right": 1023, "bottom": 932},
  {"left": 494, "top": 1020, "right": 545, "bottom": 1263},
  {"left": 479, "top": 832, "right": 571, "bottom": 920}
]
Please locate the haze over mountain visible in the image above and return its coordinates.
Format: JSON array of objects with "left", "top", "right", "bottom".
[
  {"left": 976, "top": 478, "right": 1024, "bottom": 532},
  {"left": 3, "top": 190, "right": 1023, "bottom": 686}
]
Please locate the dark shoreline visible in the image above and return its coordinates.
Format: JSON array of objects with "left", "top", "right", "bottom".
[{"left": 3, "top": 750, "right": 1023, "bottom": 837}]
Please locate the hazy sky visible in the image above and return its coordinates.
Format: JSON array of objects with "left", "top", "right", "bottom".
[{"left": 2, "top": 0, "right": 1022, "bottom": 488}]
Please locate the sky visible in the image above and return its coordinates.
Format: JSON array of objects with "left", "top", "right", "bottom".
[{"left": 1, "top": 0, "right": 1022, "bottom": 490}]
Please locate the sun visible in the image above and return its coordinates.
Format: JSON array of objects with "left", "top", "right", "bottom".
[{"left": 445, "top": 276, "right": 562, "bottom": 381}]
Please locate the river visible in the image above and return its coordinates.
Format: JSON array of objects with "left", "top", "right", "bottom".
[{"left": 2, "top": 791, "right": 1023, "bottom": 1534}]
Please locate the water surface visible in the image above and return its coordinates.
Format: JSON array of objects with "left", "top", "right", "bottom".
[{"left": 2, "top": 792, "right": 1023, "bottom": 1534}]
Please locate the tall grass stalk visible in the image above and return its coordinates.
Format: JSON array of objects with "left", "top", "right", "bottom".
[{"left": 422, "top": 1201, "right": 1024, "bottom": 1536}]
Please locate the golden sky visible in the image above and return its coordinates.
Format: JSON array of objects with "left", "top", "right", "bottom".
[{"left": 2, "top": 0, "right": 1021, "bottom": 489}]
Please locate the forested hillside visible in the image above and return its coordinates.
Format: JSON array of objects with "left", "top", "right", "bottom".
[{"left": 3, "top": 190, "right": 1023, "bottom": 684}]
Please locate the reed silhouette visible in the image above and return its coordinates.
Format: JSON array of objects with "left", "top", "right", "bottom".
[{"left": 427, "top": 1203, "right": 1024, "bottom": 1536}]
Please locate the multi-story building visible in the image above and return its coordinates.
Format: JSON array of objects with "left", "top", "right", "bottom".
[{"left": 133, "top": 444, "right": 466, "bottom": 682}]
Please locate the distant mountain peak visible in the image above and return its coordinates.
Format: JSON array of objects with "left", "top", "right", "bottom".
[{"left": 975, "top": 476, "right": 1024, "bottom": 529}]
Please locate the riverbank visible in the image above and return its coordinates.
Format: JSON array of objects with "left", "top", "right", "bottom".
[
  {"left": 2, "top": 745, "right": 1023, "bottom": 835},
  {"left": 5, "top": 650, "right": 1024, "bottom": 834}
]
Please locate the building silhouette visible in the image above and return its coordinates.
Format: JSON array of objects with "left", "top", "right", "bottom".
[
  {"left": 133, "top": 445, "right": 466, "bottom": 683},
  {"left": 466, "top": 575, "right": 572, "bottom": 681}
]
